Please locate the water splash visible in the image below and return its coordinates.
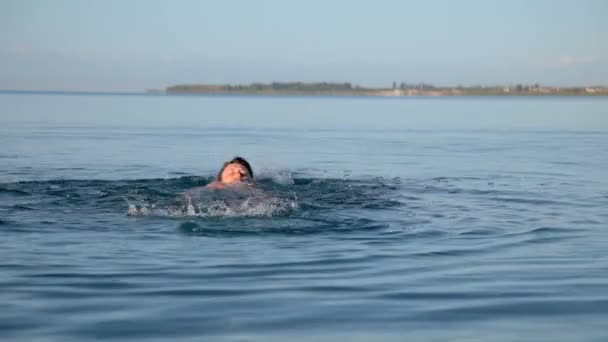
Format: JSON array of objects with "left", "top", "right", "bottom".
[
  {"left": 127, "top": 184, "right": 298, "bottom": 218},
  {"left": 256, "top": 167, "right": 295, "bottom": 185}
]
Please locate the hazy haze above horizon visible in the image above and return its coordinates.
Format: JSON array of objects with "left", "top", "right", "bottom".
[{"left": 1, "top": 0, "right": 607, "bottom": 91}]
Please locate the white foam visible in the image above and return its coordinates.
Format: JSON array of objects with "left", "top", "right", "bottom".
[{"left": 127, "top": 187, "right": 298, "bottom": 218}]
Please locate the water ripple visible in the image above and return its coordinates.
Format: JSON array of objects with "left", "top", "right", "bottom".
[{"left": 1, "top": 173, "right": 607, "bottom": 341}]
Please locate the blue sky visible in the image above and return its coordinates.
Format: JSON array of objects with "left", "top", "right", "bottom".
[{"left": 1, "top": 0, "right": 607, "bottom": 91}]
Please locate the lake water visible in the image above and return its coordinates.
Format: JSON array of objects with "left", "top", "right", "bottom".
[{"left": 1, "top": 93, "right": 608, "bottom": 341}]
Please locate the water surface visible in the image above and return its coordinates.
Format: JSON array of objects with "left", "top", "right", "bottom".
[{"left": 1, "top": 93, "right": 608, "bottom": 341}]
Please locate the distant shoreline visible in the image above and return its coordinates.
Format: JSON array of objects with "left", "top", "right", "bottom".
[
  {"left": 3, "top": 86, "right": 608, "bottom": 98},
  {"left": 166, "top": 82, "right": 608, "bottom": 97}
]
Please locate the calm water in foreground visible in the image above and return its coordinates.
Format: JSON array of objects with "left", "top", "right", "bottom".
[{"left": 1, "top": 93, "right": 608, "bottom": 341}]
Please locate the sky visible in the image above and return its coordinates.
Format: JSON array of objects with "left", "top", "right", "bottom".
[{"left": 1, "top": 0, "right": 607, "bottom": 91}]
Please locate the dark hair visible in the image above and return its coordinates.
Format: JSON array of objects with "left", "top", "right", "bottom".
[{"left": 217, "top": 156, "right": 253, "bottom": 181}]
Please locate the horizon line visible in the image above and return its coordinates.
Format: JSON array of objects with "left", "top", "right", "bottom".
[{"left": 3, "top": 81, "right": 608, "bottom": 95}]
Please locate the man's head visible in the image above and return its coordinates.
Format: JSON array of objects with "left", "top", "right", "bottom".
[{"left": 217, "top": 157, "right": 253, "bottom": 184}]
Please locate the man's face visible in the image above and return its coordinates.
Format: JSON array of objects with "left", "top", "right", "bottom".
[{"left": 220, "top": 163, "right": 251, "bottom": 184}]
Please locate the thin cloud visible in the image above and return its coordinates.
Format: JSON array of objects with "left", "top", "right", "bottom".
[
  {"left": 554, "top": 55, "right": 596, "bottom": 66},
  {"left": 558, "top": 55, "right": 595, "bottom": 65}
]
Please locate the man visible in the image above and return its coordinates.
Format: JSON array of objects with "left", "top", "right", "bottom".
[{"left": 206, "top": 156, "right": 254, "bottom": 189}]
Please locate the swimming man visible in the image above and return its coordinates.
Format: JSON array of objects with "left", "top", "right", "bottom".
[{"left": 206, "top": 156, "right": 254, "bottom": 189}]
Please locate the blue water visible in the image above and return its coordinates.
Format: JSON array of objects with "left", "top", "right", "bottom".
[{"left": 1, "top": 93, "right": 608, "bottom": 341}]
